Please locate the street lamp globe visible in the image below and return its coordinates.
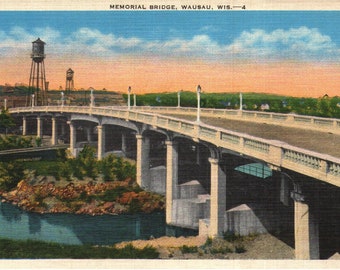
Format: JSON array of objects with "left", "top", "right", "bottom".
[
  {"left": 196, "top": 85, "right": 201, "bottom": 122},
  {"left": 128, "top": 86, "right": 131, "bottom": 110}
]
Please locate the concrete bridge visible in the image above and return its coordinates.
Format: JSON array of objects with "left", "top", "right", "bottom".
[{"left": 8, "top": 105, "right": 340, "bottom": 259}]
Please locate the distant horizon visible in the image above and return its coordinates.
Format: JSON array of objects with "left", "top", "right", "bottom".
[
  {"left": 0, "top": 11, "right": 339, "bottom": 98},
  {"left": 2, "top": 84, "right": 336, "bottom": 99}
]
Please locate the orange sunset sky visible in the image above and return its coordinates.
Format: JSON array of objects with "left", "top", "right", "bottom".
[{"left": 1, "top": 11, "right": 339, "bottom": 97}]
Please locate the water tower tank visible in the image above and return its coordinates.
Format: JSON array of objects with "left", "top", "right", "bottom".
[
  {"left": 66, "top": 68, "right": 74, "bottom": 81},
  {"left": 31, "top": 38, "right": 46, "bottom": 63}
]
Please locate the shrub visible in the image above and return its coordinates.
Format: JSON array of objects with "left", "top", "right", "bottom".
[
  {"left": 35, "top": 137, "right": 42, "bottom": 147},
  {"left": 0, "top": 161, "right": 24, "bottom": 191},
  {"left": 179, "top": 245, "right": 198, "bottom": 254},
  {"left": 76, "top": 145, "right": 98, "bottom": 179},
  {"left": 56, "top": 148, "right": 67, "bottom": 162},
  {"left": 100, "top": 186, "right": 130, "bottom": 202},
  {"left": 235, "top": 245, "right": 246, "bottom": 253},
  {"left": 0, "top": 135, "right": 33, "bottom": 150},
  {"left": 204, "top": 237, "right": 213, "bottom": 246},
  {"left": 210, "top": 246, "right": 232, "bottom": 254},
  {"left": 223, "top": 230, "right": 242, "bottom": 242},
  {"left": 99, "top": 154, "right": 136, "bottom": 182}
]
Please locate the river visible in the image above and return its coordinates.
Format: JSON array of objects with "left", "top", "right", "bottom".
[{"left": 0, "top": 201, "right": 196, "bottom": 245}]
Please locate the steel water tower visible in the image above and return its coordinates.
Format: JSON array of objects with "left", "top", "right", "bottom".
[
  {"left": 65, "top": 68, "right": 74, "bottom": 93},
  {"left": 28, "top": 38, "right": 47, "bottom": 106}
]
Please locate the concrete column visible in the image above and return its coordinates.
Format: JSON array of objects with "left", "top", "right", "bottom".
[
  {"left": 51, "top": 117, "right": 57, "bottom": 146},
  {"left": 22, "top": 116, "right": 27, "bottom": 136},
  {"left": 209, "top": 157, "right": 226, "bottom": 237},
  {"left": 37, "top": 116, "right": 42, "bottom": 138},
  {"left": 68, "top": 121, "right": 76, "bottom": 157},
  {"left": 97, "top": 125, "right": 105, "bottom": 160},
  {"left": 136, "top": 134, "right": 150, "bottom": 189},
  {"left": 165, "top": 140, "right": 178, "bottom": 224},
  {"left": 294, "top": 199, "right": 319, "bottom": 259}
]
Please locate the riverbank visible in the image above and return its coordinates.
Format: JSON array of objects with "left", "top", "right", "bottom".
[
  {"left": 0, "top": 177, "right": 165, "bottom": 215},
  {"left": 116, "top": 233, "right": 295, "bottom": 259},
  {"left": 0, "top": 238, "right": 159, "bottom": 259}
]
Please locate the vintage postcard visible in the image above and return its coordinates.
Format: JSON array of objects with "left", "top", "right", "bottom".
[{"left": 0, "top": 0, "right": 339, "bottom": 269}]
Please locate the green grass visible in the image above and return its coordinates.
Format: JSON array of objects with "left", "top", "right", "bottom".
[
  {"left": 0, "top": 238, "right": 159, "bottom": 259},
  {"left": 23, "top": 160, "right": 63, "bottom": 176}
]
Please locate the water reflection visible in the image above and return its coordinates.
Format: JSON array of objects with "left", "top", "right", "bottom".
[
  {"left": 28, "top": 214, "right": 41, "bottom": 234},
  {"left": 1, "top": 202, "right": 22, "bottom": 222},
  {"left": 0, "top": 201, "right": 169, "bottom": 245}
]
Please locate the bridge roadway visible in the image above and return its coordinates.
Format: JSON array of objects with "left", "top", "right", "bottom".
[{"left": 159, "top": 113, "right": 340, "bottom": 159}]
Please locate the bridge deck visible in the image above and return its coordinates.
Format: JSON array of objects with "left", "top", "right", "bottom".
[{"left": 163, "top": 114, "right": 340, "bottom": 159}]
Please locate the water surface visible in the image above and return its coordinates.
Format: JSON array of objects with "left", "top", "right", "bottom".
[{"left": 0, "top": 201, "right": 169, "bottom": 245}]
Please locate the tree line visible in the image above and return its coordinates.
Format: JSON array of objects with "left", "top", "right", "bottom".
[{"left": 124, "top": 92, "right": 340, "bottom": 118}]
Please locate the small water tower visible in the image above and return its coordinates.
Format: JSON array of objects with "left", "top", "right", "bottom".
[
  {"left": 28, "top": 38, "right": 47, "bottom": 106},
  {"left": 65, "top": 68, "right": 74, "bottom": 93}
]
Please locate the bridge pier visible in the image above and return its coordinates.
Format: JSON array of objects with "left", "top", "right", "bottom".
[
  {"left": 97, "top": 125, "right": 105, "bottom": 160},
  {"left": 51, "top": 117, "right": 57, "bottom": 146},
  {"left": 208, "top": 157, "right": 226, "bottom": 237},
  {"left": 291, "top": 189, "right": 319, "bottom": 259},
  {"left": 37, "top": 116, "right": 42, "bottom": 138},
  {"left": 165, "top": 140, "right": 178, "bottom": 224},
  {"left": 68, "top": 121, "right": 76, "bottom": 156},
  {"left": 136, "top": 134, "right": 151, "bottom": 189},
  {"left": 22, "top": 116, "right": 27, "bottom": 136}
]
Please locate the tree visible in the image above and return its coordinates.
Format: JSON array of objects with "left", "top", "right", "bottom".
[
  {"left": 316, "top": 96, "right": 331, "bottom": 117},
  {"left": 0, "top": 161, "right": 24, "bottom": 191},
  {"left": 99, "top": 154, "right": 136, "bottom": 182},
  {"left": 77, "top": 145, "right": 98, "bottom": 179},
  {"left": 0, "top": 108, "right": 15, "bottom": 134}
]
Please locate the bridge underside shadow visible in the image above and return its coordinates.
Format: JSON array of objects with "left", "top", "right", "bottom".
[
  {"left": 220, "top": 153, "right": 294, "bottom": 244},
  {"left": 281, "top": 170, "right": 340, "bottom": 259}
]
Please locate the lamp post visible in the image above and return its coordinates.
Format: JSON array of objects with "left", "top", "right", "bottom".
[
  {"left": 128, "top": 86, "right": 131, "bottom": 110},
  {"left": 31, "top": 94, "right": 35, "bottom": 108},
  {"left": 133, "top": 93, "right": 136, "bottom": 107},
  {"left": 177, "top": 90, "right": 182, "bottom": 108},
  {"left": 61, "top": 92, "right": 64, "bottom": 107},
  {"left": 196, "top": 85, "right": 201, "bottom": 122},
  {"left": 4, "top": 99, "right": 7, "bottom": 110},
  {"left": 90, "top": 89, "right": 94, "bottom": 108},
  {"left": 239, "top": 92, "right": 243, "bottom": 111}
]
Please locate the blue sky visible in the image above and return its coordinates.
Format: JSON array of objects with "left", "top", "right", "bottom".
[
  {"left": 1, "top": 11, "right": 339, "bottom": 58},
  {"left": 0, "top": 11, "right": 338, "bottom": 42},
  {"left": 0, "top": 11, "right": 339, "bottom": 96}
]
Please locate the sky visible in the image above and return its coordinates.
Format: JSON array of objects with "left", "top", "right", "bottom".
[{"left": 0, "top": 11, "right": 340, "bottom": 97}]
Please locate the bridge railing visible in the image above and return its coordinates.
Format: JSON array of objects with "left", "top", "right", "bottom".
[
  {"left": 129, "top": 106, "right": 340, "bottom": 135},
  {"left": 9, "top": 106, "right": 340, "bottom": 187}
]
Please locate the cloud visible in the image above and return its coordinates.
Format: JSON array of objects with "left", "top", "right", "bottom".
[
  {"left": 0, "top": 26, "right": 61, "bottom": 56},
  {"left": 68, "top": 26, "right": 338, "bottom": 61},
  {"left": 0, "top": 25, "right": 338, "bottom": 62},
  {"left": 227, "top": 27, "right": 337, "bottom": 60}
]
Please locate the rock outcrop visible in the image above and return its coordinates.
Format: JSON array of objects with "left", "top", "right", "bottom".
[{"left": 0, "top": 179, "right": 165, "bottom": 215}]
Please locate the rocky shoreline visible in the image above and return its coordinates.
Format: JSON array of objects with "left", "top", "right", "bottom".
[{"left": 0, "top": 178, "right": 165, "bottom": 216}]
